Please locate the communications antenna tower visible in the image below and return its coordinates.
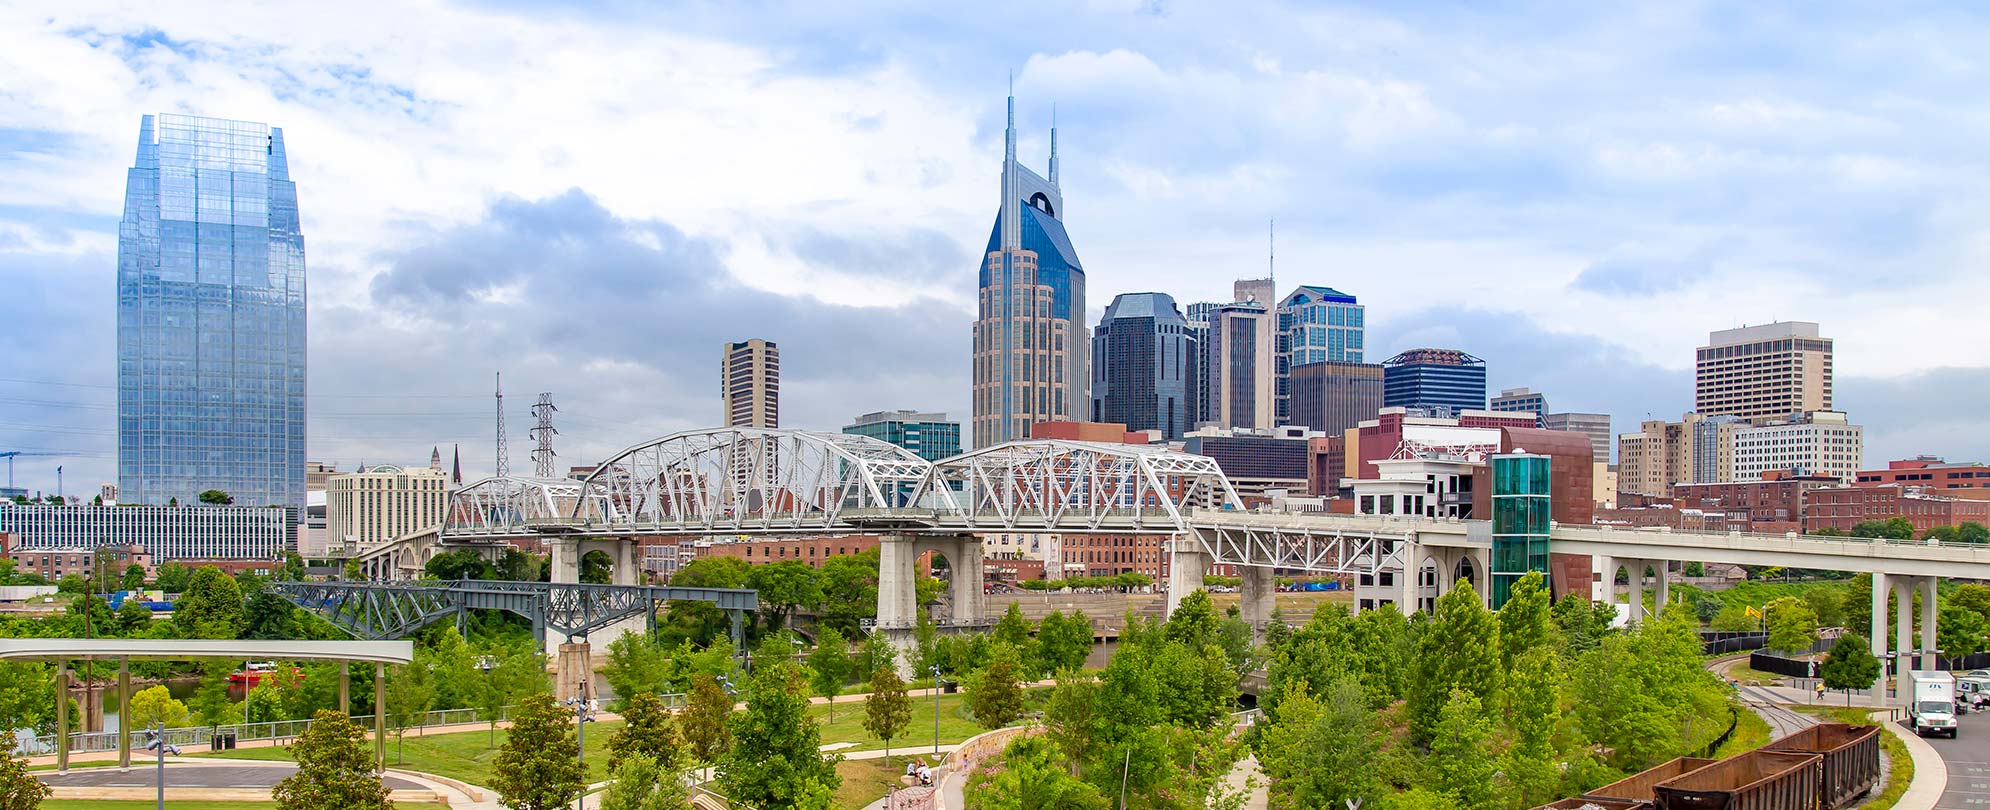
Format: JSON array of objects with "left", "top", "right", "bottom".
[
  {"left": 530, "top": 393, "right": 559, "bottom": 478},
  {"left": 494, "top": 373, "right": 509, "bottom": 478}
]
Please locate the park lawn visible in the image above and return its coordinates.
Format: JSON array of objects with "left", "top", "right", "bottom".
[
  {"left": 812, "top": 687, "right": 1050, "bottom": 750},
  {"left": 1725, "top": 664, "right": 1791, "bottom": 686},
  {"left": 194, "top": 720, "right": 625, "bottom": 787},
  {"left": 1712, "top": 705, "right": 1772, "bottom": 758},
  {"left": 834, "top": 756, "right": 933, "bottom": 810}
]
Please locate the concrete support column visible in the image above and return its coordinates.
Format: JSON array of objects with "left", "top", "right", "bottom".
[
  {"left": 877, "top": 535, "right": 920, "bottom": 630},
  {"left": 116, "top": 659, "right": 130, "bottom": 772},
  {"left": 548, "top": 538, "right": 581, "bottom": 584},
  {"left": 1429, "top": 551, "right": 1451, "bottom": 609},
  {"left": 1398, "top": 540, "right": 1420, "bottom": 616},
  {"left": 1871, "top": 572, "right": 1890, "bottom": 707},
  {"left": 1627, "top": 561, "right": 1647, "bottom": 625},
  {"left": 947, "top": 536, "right": 985, "bottom": 625},
  {"left": 1165, "top": 534, "right": 1211, "bottom": 616},
  {"left": 373, "top": 662, "right": 386, "bottom": 773},
  {"left": 1240, "top": 566, "right": 1275, "bottom": 634},
  {"left": 339, "top": 662, "right": 351, "bottom": 715},
  {"left": 613, "top": 539, "right": 639, "bottom": 586},
  {"left": 1654, "top": 561, "right": 1671, "bottom": 618},
  {"left": 1466, "top": 547, "right": 1492, "bottom": 608},
  {"left": 1592, "top": 554, "right": 1614, "bottom": 604},
  {"left": 54, "top": 660, "right": 68, "bottom": 774},
  {"left": 1894, "top": 579, "right": 1913, "bottom": 685},
  {"left": 1921, "top": 576, "right": 1939, "bottom": 671},
  {"left": 555, "top": 643, "right": 591, "bottom": 703}
]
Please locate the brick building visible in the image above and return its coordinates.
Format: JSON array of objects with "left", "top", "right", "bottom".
[
  {"left": 1, "top": 535, "right": 156, "bottom": 582},
  {"left": 1856, "top": 458, "right": 1990, "bottom": 493},
  {"left": 1671, "top": 472, "right": 1840, "bottom": 532},
  {"left": 697, "top": 535, "right": 884, "bottom": 568},
  {"left": 1804, "top": 485, "right": 1990, "bottom": 534}
]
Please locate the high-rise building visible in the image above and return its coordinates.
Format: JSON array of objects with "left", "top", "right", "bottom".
[
  {"left": 971, "top": 92, "right": 1086, "bottom": 447},
  {"left": 1288, "top": 361, "right": 1383, "bottom": 436},
  {"left": 1381, "top": 349, "right": 1487, "bottom": 416},
  {"left": 1543, "top": 412, "right": 1612, "bottom": 464},
  {"left": 1090, "top": 292, "right": 1198, "bottom": 439},
  {"left": 1695, "top": 321, "right": 1833, "bottom": 424},
  {"left": 1203, "top": 301, "right": 1277, "bottom": 430},
  {"left": 1490, "top": 388, "right": 1548, "bottom": 427},
  {"left": 722, "top": 339, "right": 779, "bottom": 428},
  {"left": 0, "top": 502, "right": 289, "bottom": 563},
  {"left": 324, "top": 464, "right": 449, "bottom": 555},
  {"left": 118, "top": 114, "right": 306, "bottom": 510},
  {"left": 1690, "top": 414, "right": 1745, "bottom": 483},
  {"left": 1618, "top": 413, "right": 1720, "bottom": 496},
  {"left": 843, "top": 410, "right": 962, "bottom": 462},
  {"left": 1233, "top": 278, "right": 1275, "bottom": 307},
  {"left": 1730, "top": 411, "right": 1863, "bottom": 483},
  {"left": 1274, "top": 286, "right": 1364, "bottom": 425},
  {"left": 1184, "top": 302, "right": 1217, "bottom": 426}
]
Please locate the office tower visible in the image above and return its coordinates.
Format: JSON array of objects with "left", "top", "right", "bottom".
[
  {"left": 325, "top": 464, "right": 449, "bottom": 552},
  {"left": 843, "top": 410, "right": 962, "bottom": 462},
  {"left": 1288, "top": 361, "right": 1383, "bottom": 435},
  {"left": 972, "top": 91, "right": 1086, "bottom": 447},
  {"left": 1184, "top": 302, "right": 1217, "bottom": 426},
  {"left": 1203, "top": 300, "right": 1276, "bottom": 430},
  {"left": 1695, "top": 321, "right": 1833, "bottom": 424},
  {"left": 1090, "top": 292, "right": 1198, "bottom": 439},
  {"left": 117, "top": 114, "right": 306, "bottom": 510},
  {"left": 1690, "top": 414, "right": 1745, "bottom": 483},
  {"left": 722, "top": 339, "right": 780, "bottom": 428},
  {"left": 1274, "top": 286, "right": 1364, "bottom": 425},
  {"left": 1233, "top": 278, "right": 1275, "bottom": 306},
  {"left": 1381, "top": 349, "right": 1487, "bottom": 416},
  {"left": 1490, "top": 387, "right": 1548, "bottom": 427},
  {"left": 1617, "top": 414, "right": 1704, "bottom": 496},
  {"left": 1544, "top": 411, "right": 1612, "bottom": 463},
  {"left": 1730, "top": 411, "right": 1864, "bottom": 483}
]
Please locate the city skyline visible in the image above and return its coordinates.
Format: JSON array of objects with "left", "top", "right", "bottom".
[{"left": 5, "top": 3, "right": 1990, "bottom": 492}]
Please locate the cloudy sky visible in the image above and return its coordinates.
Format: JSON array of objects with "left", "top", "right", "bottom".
[{"left": 4, "top": 1, "right": 1988, "bottom": 495}]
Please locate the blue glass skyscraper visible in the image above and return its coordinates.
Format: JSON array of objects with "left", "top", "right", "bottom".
[
  {"left": 117, "top": 114, "right": 306, "bottom": 510},
  {"left": 1091, "top": 292, "right": 1197, "bottom": 439},
  {"left": 1381, "top": 348, "right": 1486, "bottom": 416}
]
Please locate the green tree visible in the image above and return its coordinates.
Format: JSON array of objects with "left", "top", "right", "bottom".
[
  {"left": 969, "top": 643, "right": 1026, "bottom": 730},
  {"left": 114, "top": 598, "right": 153, "bottom": 635},
  {"left": 1693, "top": 593, "right": 1724, "bottom": 624},
  {"left": 1034, "top": 610, "right": 1094, "bottom": 676},
  {"left": 0, "top": 664, "right": 52, "bottom": 739},
  {"left": 806, "top": 628, "right": 853, "bottom": 722},
  {"left": 120, "top": 565, "right": 146, "bottom": 592},
  {"left": 1408, "top": 580, "right": 1500, "bottom": 745},
  {"left": 491, "top": 692, "right": 586, "bottom": 810},
  {"left": 56, "top": 574, "right": 85, "bottom": 594},
  {"left": 477, "top": 646, "right": 547, "bottom": 748},
  {"left": 814, "top": 549, "right": 881, "bottom": 636},
  {"left": 425, "top": 549, "right": 495, "bottom": 580},
  {"left": 599, "top": 752, "right": 692, "bottom": 810},
  {"left": 1428, "top": 688, "right": 1495, "bottom": 810},
  {"left": 189, "top": 664, "right": 242, "bottom": 728},
  {"left": 128, "top": 685, "right": 191, "bottom": 730},
  {"left": 384, "top": 661, "right": 436, "bottom": 763},
  {"left": 579, "top": 549, "right": 615, "bottom": 584},
  {"left": 1819, "top": 633, "right": 1883, "bottom": 702},
  {"left": 1804, "top": 588, "right": 1844, "bottom": 629},
  {"left": 1502, "top": 648, "right": 1564, "bottom": 807},
  {"left": 273, "top": 710, "right": 390, "bottom": 810},
  {"left": 1848, "top": 517, "right": 1914, "bottom": 540},
  {"left": 197, "top": 489, "right": 234, "bottom": 505},
  {"left": 1551, "top": 593, "right": 1615, "bottom": 655},
  {"left": 863, "top": 665, "right": 913, "bottom": 766},
  {"left": 747, "top": 560, "right": 822, "bottom": 631},
  {"left": 1764, "top": 597, "right": 1820, "bottom": 654},
  {"left": 719, "top": 662, "right": 840, "bottom": 809},
  {"left": 679, "top": 673, "right": 733, "bottom": 765},
  {"left": 602, "top": 631, "right": 673, "bottom": 700},
  {"left": 154, "top": 562, "right": 191, "bottom": 593},
  {"left": 1496, "top": 571, "right": 1554, "bottom": 673},
  {"left": 424, "top": 627, "right": 482, "bottom": 711},
  {"left": 0, "top": 731, "right": 53, "bottom": 809},
  {"left": 608, "top": 691, "right": 682, "bottom": 773},
  {"left": 1255, "top": 677, "right": 1377, "bottom": 810},
  {"left": 243, "top": 591, "right": 301, "bottom": 640},
  {"left": 856, "top": 632, "right": 898, "bottom": 681},
  {"left": 963, "top": 733, "right": 1109, "bottom": 810},
  {"left": 173, "top": 565, "right": 245, "bottom": 639},
  {"left": 1951, "top": 583, "right": 1990, "bottom": 625},
  {"left": 991, "top": 603, "right": 1039, "bottom": 677},
  {"left": 1940, "top": 603, "right": 1989, "bottom": 665}
]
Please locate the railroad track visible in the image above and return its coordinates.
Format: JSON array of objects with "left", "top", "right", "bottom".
[{"left": 1735, "top": 684, "right": 1821, "bottom": 740}]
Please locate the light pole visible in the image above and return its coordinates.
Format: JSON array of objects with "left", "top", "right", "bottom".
[
  {"left": 476, "top": 656, "right": 497, "bottom": 748},
  {"left": 564, "top": 694, "right": 588, "bottom": 810},
  {"left": 149, "top": 721, "right": 165, "bottom": 810},
  {"left": 929, "top": 665, "right": 942, "bottom": 756}
]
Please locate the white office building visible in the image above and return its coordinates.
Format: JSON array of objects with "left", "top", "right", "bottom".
[{"left": 0, "top": 503, "right": 290, "bottom": 561}]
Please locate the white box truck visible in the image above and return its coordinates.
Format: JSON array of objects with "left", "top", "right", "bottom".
[{"left": 1909, "top": 670, "right": 1959, "bottom": 738}]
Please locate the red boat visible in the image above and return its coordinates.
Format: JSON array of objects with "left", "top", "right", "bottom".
[{"left": 227, "top": 662, "right": 302, "bottom": 686}]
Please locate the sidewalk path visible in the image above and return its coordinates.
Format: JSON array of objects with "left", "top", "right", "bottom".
[{"left": 1222, "top": 755, "right": 1268, "bottom": 810}]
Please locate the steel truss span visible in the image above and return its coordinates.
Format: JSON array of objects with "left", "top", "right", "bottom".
[
  {"left": 1190, "top": 524, "right": 1412, "bottom": 575},
  {"left": 440, "top": 429, "right": 1245, "bottom": 538},
  {"left": 270, "top": 580, "right": 758, "bottom": 642}
]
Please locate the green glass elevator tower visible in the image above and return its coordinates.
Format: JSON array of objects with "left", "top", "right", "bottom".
[{"left": 1490, "top": 453, "right": 1551, "bottom": 608}]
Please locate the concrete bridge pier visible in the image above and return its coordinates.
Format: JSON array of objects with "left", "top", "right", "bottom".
[
  {"left": 1239, "top": 566, "right": 1275, "bottom": 634},
  {"left": 555, "top": 641, "right": 590, "bottom": 703},
  {"left": 1166, "top": 534, "right": 1211, "bottom": 616}
]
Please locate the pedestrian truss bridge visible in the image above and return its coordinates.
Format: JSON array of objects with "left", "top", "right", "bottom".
[{"left": 429, "top": 427, "right": 1990, "bottom": 582}]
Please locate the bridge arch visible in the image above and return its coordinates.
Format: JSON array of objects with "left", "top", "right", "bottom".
[{"left": 915, "top": 439, "right": 1242, "bottom": 532}]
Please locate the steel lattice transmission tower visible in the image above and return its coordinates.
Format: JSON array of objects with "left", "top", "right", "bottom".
[
  {"left": 530, "top": 392, "right": 559, "bottom": 478},
  {"left": 494, "top": 372, "right": 509, "bottom": 478}
]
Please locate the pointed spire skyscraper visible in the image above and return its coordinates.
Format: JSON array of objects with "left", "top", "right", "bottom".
[{"left": 971, "top": 86, "right": 1086, "bottom": 447}]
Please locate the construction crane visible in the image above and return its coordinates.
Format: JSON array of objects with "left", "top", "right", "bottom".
[{"left": 1, "top": 451, "right": 65, "bottom": 492}]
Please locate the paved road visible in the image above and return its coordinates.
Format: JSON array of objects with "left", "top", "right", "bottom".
[
  {"left": 38, "top": 762, "right": 421, "bottom": 791},
  {"left": 1920, "top": 707, "right": 1990, "bottom": 809}
]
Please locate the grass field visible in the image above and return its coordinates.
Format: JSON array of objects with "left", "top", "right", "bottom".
[
  {"left": 188, "top": 690, "right": 1038, "bottom": 787},
  {"left": 1712, "top": 705, "right": 1772, "bottom": 757},
  {"left": 833, "top": 755, "right": 935, "bottom": 810}
]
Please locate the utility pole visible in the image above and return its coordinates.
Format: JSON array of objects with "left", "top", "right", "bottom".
[
  {"left": 530, "top": 393, "right": 559, "bottom": 479},
  {"left": 494, "top": 373, "right": 509, "bottom": 478}
]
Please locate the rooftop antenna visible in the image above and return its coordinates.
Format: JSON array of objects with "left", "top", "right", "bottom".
[
  {"left": 494, "top": 372, "right": 509, "bottom": 478},
  {"left": 1049, "top": 103, "right": 1059, "bottom": 186},
  {"left": 530, "top": 392, "right": 559, "bottom": 478},
  {"left": 1269, "top": 218, "right": 1276, "bottom": 283}
]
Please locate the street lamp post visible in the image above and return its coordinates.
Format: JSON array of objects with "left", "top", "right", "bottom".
[
  {"left": 565, "top": 694, "right": 589, "bottom": 810},
  {"left": 476, "top": 656, "right": 497, "bottom": 748},
  {"left": 149, "top": 721, "right": 165, "bottom": 810},
  {"left": 929, "top": 665, "right": 942, "bottom": 756}
]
